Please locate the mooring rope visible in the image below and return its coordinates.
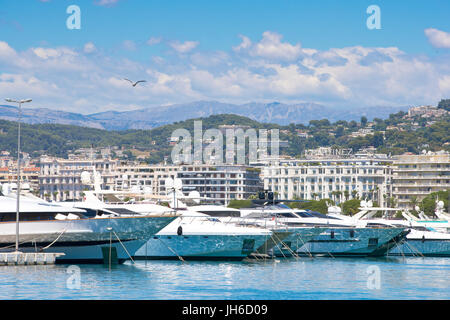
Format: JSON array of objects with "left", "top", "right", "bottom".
[
  {"left": 112, "top": 230, "right": 135, "bottom": 264},
  {"left": 294, "top": 232, "right": 314, "bottom": 259},
  {"left": 42, "top": 229, "right": 67, "bottom": 250},
  {"left": 271, "top": 231, "right": 299, "bottom": 259},
  {"left": 157, "top": 237, "right": 186, "bottom": 262}
]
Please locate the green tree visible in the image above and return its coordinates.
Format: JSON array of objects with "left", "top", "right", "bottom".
[
  {"left": 372, "top": 132, "right": 384, "bottom": 148},
  {"left": 361, "top": 116, "right": 368, "bottom": 127},
  {"left": 288, "top": 199, "right": 334, "bottom": 214},
  {"left": 342, "top": 199, "right": 361, "bottom": 216},
  {"left": 437, "top": 99, "right": 450, "bottom": 111},
  {"left": 344, "top": 190, "right": 350, "bottom": 201}
]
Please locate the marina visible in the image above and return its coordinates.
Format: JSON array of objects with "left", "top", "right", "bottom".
[
  {"left": 0, "top": 181, "right": 449, "bottom": 301},
  {"left": 0, "top": 1, "right": 449, "bottom": 303},
  {"left": 0, "top": 257, "right": 448, "bottom": 300}
]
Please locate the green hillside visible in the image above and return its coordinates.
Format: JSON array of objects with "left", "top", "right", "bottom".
[{"left": 0, "top": 109, "right": 449, "bottom": 163}]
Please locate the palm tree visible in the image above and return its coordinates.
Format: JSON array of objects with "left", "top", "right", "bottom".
[
  {"left": 336, "top": 191, "right": 343, "bottom": 204},
  {"left": 372, "top": 186, "right": 379, "bottom": 204},
  {"left": 409, "top": 196, "right": 419, "bottom": 213},
  {"left": 344, "top": 190, "right": 350, "bottom": 201},
  {"left": 330, "top": 191, "right": 338, "bottom": 203},
  {"left": 387, "top": 196, "right": 397, "bottom": 208}
]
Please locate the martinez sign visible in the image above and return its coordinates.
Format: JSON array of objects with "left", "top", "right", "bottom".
[{"left": 170, "top": 121, "right": 280, "bottom": 165}]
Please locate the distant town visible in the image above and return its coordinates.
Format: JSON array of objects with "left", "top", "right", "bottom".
[{"left": 0, "top": 103, "right": 449, "bottom": 215}]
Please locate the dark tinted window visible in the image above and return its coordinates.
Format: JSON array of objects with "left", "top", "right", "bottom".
[
  {"left": 107, "top": 208, "right": 140, "bottom": 215},
  {"left": 198, "top": 210, "right": 240, "bottom": 217},
  {"left": 277, "top": 212, "right": 297, "bottom": 218},
  {"left": 0, "top": 212, "right": 84, "bottom": 222}
]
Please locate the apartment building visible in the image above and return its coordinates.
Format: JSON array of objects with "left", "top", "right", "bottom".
[
  {"left": 177, "top": 164, "right": 262, "bottom": 205},
  {"left": 0, "top": 166, "right": 40, "bottom": 193},
  {"left": 262, "top": 154, "right": 393, "bottom": 206},
  {"left": 38, "top": 156, "right": 119, "bottom": 201},
  {"left": 392, "top": 152, "right": 450, "bottom": 209},
  {"left": 113, "top": 164, "right": 179, "bottom": 196}
]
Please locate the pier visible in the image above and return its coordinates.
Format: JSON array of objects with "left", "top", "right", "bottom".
[{"left": 0, "top": 252, "right": 65, "bottom": 266}]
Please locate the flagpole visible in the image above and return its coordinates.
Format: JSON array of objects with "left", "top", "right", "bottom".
[{"left": 5, "top": 98, "right": 32, "bottom": 253}]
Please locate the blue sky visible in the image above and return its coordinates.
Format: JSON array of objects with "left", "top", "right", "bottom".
[{"left": 0, "top": 0, "right": 449, "bottom": 113}]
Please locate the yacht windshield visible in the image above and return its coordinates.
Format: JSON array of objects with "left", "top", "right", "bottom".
[
  {"left": 197, "top": 210, "right": 240, "bottom": 217},
  {"left": 106, "top": 208, "right": 140, "bottom": 215},
  {"left": 293, "top": 210, "right": 339, "bottom": 220},
  {"left": 276, "top": 212, "right": 297, "bottom": 218}
]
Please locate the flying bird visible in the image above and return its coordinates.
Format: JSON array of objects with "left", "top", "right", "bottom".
[{"left": 123, "top": 78, "right": 147, "bottom": 87}]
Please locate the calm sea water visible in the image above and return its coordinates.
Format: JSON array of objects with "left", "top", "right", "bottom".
[{"left": 0, "top": 257, "right": 448, "bottom": 300}]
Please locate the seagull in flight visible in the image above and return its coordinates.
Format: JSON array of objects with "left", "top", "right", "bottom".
[{"left": 123, "top": 78, "right": 147, "bottom": 87}]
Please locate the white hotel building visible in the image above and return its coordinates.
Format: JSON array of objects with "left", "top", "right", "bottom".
[
  {"left": 392, "top": 152, "right": 450, "bottom": 209},
  {"left": 38, "top": 156, "right": 118, "bottom": 201},
  {"left": 113, "top": 164, "right": 178, "bottom": 196},
  {"left": 177, "top": 164, "right": 262, "bottom": 205},
  {"left": 262, "top": 154, "right": 393, "bottom": 207}
]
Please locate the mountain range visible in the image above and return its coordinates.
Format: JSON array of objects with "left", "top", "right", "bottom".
[{"left": 0, "top": 101, "right": 410, "bottom": 131}]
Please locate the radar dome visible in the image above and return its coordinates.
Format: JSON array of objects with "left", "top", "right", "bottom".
[
  {"left": 188, "top": 190, "right": 201, "bottom": 204},
  {"left": 80, "top": 171, "right": 91, "bottom": 184}
]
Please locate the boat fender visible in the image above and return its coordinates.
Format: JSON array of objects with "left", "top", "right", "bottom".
[{"left": 177, "top": 226, "right": 183, "bottom": 236}]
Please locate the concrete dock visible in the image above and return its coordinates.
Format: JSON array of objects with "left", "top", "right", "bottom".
[{"left": 0, "top": 252, "right": 65, "bottom": 265}]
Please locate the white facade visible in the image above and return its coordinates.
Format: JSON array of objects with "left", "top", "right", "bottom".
[
  {"left": 177, "top": 164, "right": 262, "bottom": 205},
  {"left": 263, "top": 157, "right": 393, "bottom": 206},
  {"left": 392, "top": 152, "right": 450, "bottom": 209},
  {"left": 38, "top": 156, "right": 118, "bottom": 201},
  {"left": 113, "top": 164, "right": 179, "bottom": 195}
]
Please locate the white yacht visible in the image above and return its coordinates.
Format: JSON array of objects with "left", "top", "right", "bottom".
[
  {"left": 344, "top": 201, "right": 450, "bottom": 257},
  {"left": 61, "top": 191, "right": 281, "bottom": 260},
  {"left": 190, "top": 204, "right": 328, "bottom": 257},
  {"left": 0, "top": 185, "right": 177, "bottom": 264},
  {"left": 237, "top": 202, "right": 409, "bottom": 257},
  {"left": 133, "top": 208, "right": 277, "bottom": 260}
]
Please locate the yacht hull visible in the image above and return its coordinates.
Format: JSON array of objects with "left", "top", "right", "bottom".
[
  {"left": 0, "top": 215, "right": 176, "bottom": 263},
  {"left": 134, "top": 234, "right": 271, "bottom": 260},
  {"left": 297, "top": 227, "right": 409, "bottom": 257},
  {"left": 388, "top": 230, "right": 450, "bottom": 257},
  {"left": 133, "top": 215, "right": 274, "bottom": 260},
  {"left": 271, "top": 227, "right": 327, "bottom": 257}
]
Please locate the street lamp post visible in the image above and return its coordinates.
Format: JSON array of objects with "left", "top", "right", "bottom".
[{"left": 5, "top": 98, "right": 32, "bottom": 253}]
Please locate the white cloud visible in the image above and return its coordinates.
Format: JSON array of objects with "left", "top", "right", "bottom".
[
  {"left": 147, "top": 37, "right": 162, "bottom": 45},
  {"left": 0, "top": 32, "right": 448, "bottom": 113},
  {"left": 32, "top": 47, "right": 77, "bottom": 59},
  {"left": 439, "top": 75, "right": 450, "bottom": 93},
  {"left": 122, "top": 40, "right": 137, "bottom": 51},
  {"left": 0, "top": 41, "right": 17, "bottom": 58},
  {"left": 233, "top": 35, "right": 252, "bottom": 52},
  {"left": 94, "top": 0, "right": 120, "bottom": 6},
  {"left": 425, "top": 28, "right": 450, "bottom": 49},
  {"left": 0, "top": 73, "right": 60, "bottom": 99},
  {"left": 168, "top": 40, "right": 199, "bottom": 53},
  {"left": 83, "top": 42, "right": 97, "bottom": 54},
  {"left": 234, "top": 31, "right": 303, "bottom": 61}
]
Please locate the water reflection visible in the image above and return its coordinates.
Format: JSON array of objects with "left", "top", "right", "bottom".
[{"left": 0, "top": 257, "right": 448, "bottom": 299}]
